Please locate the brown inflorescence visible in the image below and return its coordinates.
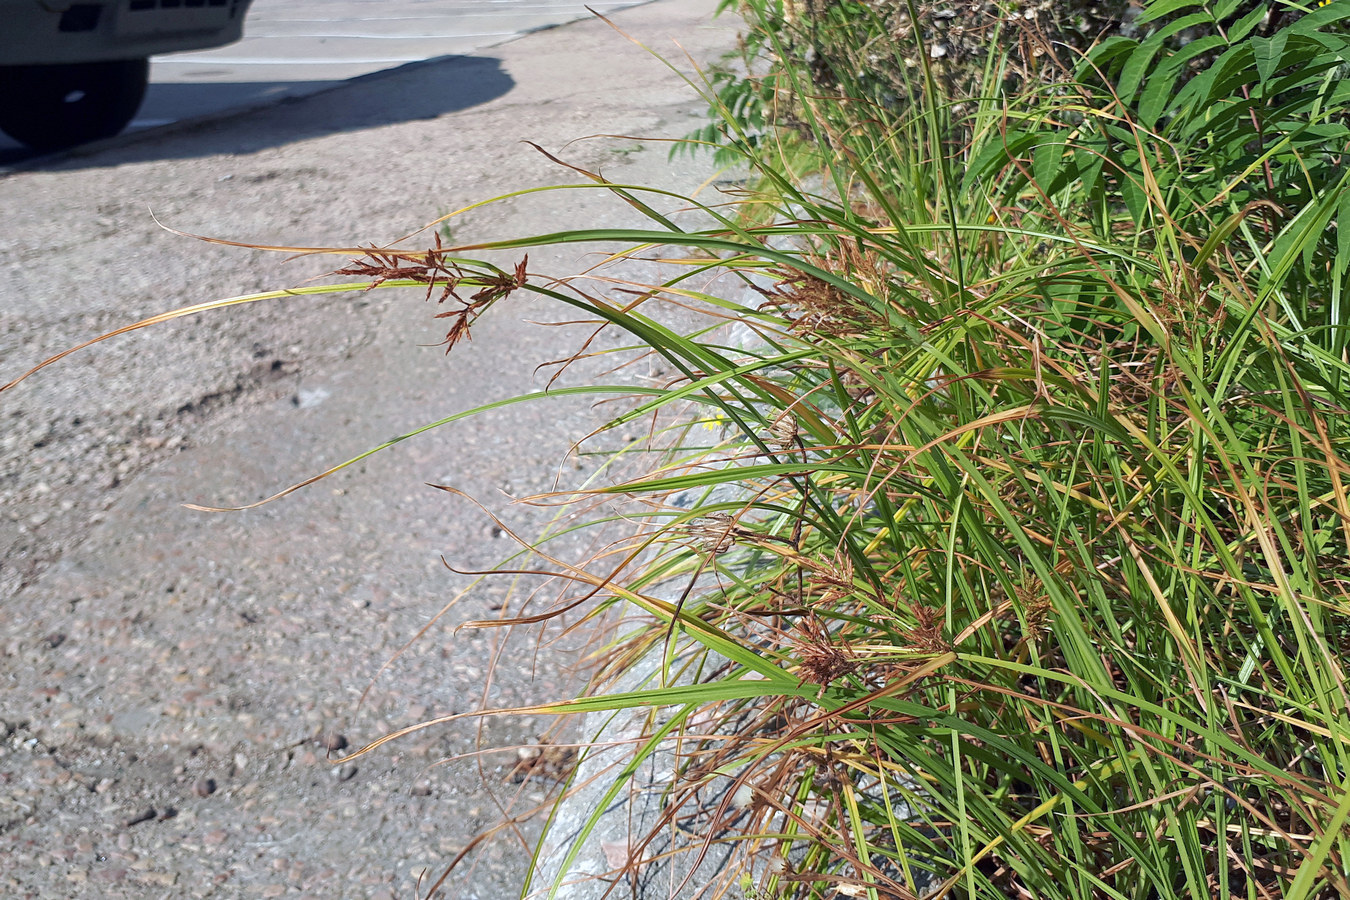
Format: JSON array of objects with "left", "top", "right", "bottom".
[
  {"left": 793, "top": 614, "right": 862, "bottom": 688},
  {"left": 904, "top": 599, "right": 951, "bottom": 654},
  {"left": 336, "top": 236, "right": 528, "bottom": 352}
]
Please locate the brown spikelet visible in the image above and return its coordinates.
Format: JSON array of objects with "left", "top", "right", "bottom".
[
  {"left": 1013, "top": 573, "right": 1052, "bottom": 640},
  {"left": 759, "top": 269, "right": 882, "bottom": 339},
  {"left": 433, "top": 254, "right": 529, "bottom": 352},
  {"left": 767, "top": 410, "right": 800, "bottom": 451},
  {"left": 793, "top": 614, "right": 861, "bottom": 688},
  {"left": 803, "top": 551, "right": 854, "bottom": 605},
  {"left": 335, "top": 233, "right": 466, "bottom": 302},
  {"left": 683, "top": 512, "right": 741, "bottom": 555},
  {"left": 904, "top": 598, "right": 950, "bottom": 653},
  {"left": 335, "top": 244, "right": 527, "bottom": 353}
]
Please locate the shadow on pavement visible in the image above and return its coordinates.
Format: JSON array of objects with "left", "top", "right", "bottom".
[{"left": 0, "top": 53, "right": 514, "bottom": 170}]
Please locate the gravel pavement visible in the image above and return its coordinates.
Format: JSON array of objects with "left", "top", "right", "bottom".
[{"left": 0, "top": 2, "right": 738, "bottom": 896}]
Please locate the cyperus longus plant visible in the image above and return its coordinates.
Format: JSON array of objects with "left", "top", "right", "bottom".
[{"left": 5, "top": 1, "right": 1350, "bottom": 898}]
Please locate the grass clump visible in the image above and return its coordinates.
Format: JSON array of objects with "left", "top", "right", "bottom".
[{"left": 503, "top": 1, "right": 1350, "bottom": 897}]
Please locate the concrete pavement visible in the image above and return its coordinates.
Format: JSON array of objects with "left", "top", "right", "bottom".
[
  {"left": 0, "top": 2, "right": 739, "bottom": 896},
  {"left": 0, "top": 0, "right": 648, "bottom": 160}
]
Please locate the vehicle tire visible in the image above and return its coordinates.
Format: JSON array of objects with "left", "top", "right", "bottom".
[{"left": 0, "top": 58, "right": 150, "bottom": 153}]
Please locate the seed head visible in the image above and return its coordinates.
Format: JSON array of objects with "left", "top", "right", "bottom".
[
  {"left": 794, "top": 614, "right": 861, "bottom": 687},
  {"left": 684, "top": 512, "right": 739, "bottom": 555},
  {"left": 768, "top": 410, "right": 799, "bottom": 451}
]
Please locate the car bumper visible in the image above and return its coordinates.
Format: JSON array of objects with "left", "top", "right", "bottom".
[{"left": 0, "top": 0, "right": 252, "bottom": 65}]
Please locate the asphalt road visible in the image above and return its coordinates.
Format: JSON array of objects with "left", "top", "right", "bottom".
[
  {"left": 0, "top": 2, "right": 739, "bottom": 897},
  {"left": 0, "top": 0, "right": 645, "bottom": 163}
]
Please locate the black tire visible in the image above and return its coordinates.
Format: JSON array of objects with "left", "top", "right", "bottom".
[{"left": 0, "top": 58, "right": 149, "bottom": 153}]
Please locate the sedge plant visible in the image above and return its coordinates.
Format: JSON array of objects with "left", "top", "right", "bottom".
[{"left": 5, "top": 1, "right": 1350, "bottom": 898}]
